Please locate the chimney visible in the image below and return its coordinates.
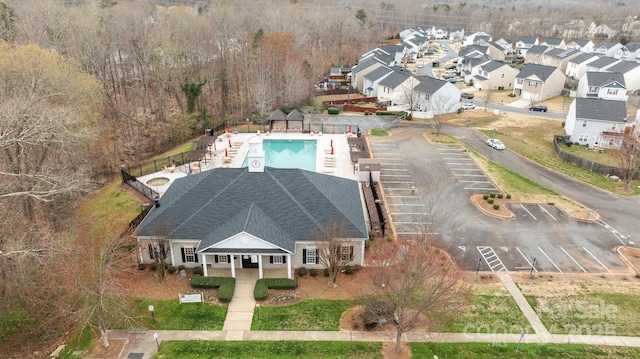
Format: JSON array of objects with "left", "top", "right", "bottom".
[{"left": 154, "top": 198, "right": 160, "bottom": 208}]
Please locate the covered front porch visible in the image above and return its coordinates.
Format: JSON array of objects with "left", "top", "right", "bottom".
[{"left": 199, "top": 251, "right": 293, "bottom": 279}]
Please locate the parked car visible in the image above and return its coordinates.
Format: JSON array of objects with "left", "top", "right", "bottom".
[
  {"left": 529, "top": 105, "right": 548, "bottom": 112},
  {"left": 461, "top": 102, "right": 476, "bottom": 110},
  {"left": 446, "top": 65, "right": 457, "bottom": 70},
  {"left": 486, "top": 138, "right": 506, "bottom": 150},
  {"left": 442, "top": 73, "right": 454, "bottom": 79},
  {"left": 448, "top": 77, "right": 464, "bottom": 83},
  {"left": 461, "top": 92, "right": 474, "bottom": 99}
]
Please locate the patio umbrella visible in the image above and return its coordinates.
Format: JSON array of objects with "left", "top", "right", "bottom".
[
  {"left": 331, "top": 146, "right": 334, "bottom": 155},
  {"left": 228, "top": 139, "right": 232, "bottom": 148},
  {"left": 225, "top": 148, "right": 228, "bottom": 157},
  {"left": 226, "top": 124, "right": 231, "bottom": 133},
  {"left": 348, "top": 125, "right": 352, "bottom": 133},
  {"left": 330, "top": 139, "right": 333, "bottom": 147}
]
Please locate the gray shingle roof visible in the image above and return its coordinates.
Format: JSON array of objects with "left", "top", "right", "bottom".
[
  {"left": 378, "top": 70, "right": 412, "bottom": 88},
  {"left": 413, "top": 76, "right": 447, "bottom": 94},
  {"left": 517, "top": 36, "right": 538, "bottom": 45},
  {"left": 352, "top": 56, "right": 384, "bottom": 74},
  {"left": 575, "top": 98, "right": 627, "bottom": 122},
  {"left": 568, "top": 39, "right": 590, "bottom": 47},
  {"left": 516, "top": 64, "right": 558, "bottom": 81},
  {"left": 286, "top": 109, "right": 304, "bottom": 121},
  {"left": 527, "top": 45, "right": 549, "bottom": 55},
  {"left": 625, "top": 42, "right": 640, "bottom": 52},
  {"left": 363, "top": 66, "right": 393, "bottom": 81},
  {"left": 595, "top": 41, "right": 619, "bottom": 50},
  {"left": 569, "top": 53, "right": 597, "bottom": 65},
  {"left": 481, "top": 60, "right": 506, "bottom": 72},
  {"left": 585, "top": 72, "right": 626, "bottom": 88},
  {"left": 137, "top": 168, "right": 368, "bottom": 252},
  {"left": 545, "top": 48, "right": 580, "bottom": 59},
  {"left": 587, "top": 56, "right": 620, "bottom": 69},
  {"left": 269, "top": 109, "right": 287, "bottom": 121},
  {"left": 543, "top": 38, "right": 563, "bottom": 46},
  {"left": 607, "top": 60, "right": 640, "bottom": 74}
]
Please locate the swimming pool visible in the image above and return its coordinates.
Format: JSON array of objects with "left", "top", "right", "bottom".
[{"left": 242, "top": 139, "right": 317, "bottom": 171}]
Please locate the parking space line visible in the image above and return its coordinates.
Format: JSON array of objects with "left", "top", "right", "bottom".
[
  {"left": 459, "top": 180, "right": 491, "bottom": 183},
  {"left": 452, "top": 174, "right": 487, "bottom": 177},
  {"left": 516, "top": 247, "right": 537, "bottom": 272},
  {"left": 537, "top": 204, "right": 557, "bottom": 221},
  {"left": 538, "top": 247, "right": 562, "bottom": 272},
  {"left": 464, "top": 187, "right": 498, "bottom": 190},
  {"left": 520, "top": 204, "right": 537, "bottom": 220},
  {"left": 450, "top": 168, "right": 483, "bottom": 171},
  {"left": 583, "top": 247, "right": 611, "bottom": 273},
  {"left": 560, "top": 247, "right": 587, "bottom": 273}
]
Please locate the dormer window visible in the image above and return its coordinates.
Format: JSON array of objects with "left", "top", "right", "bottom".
[{"left": 607, "top": 89, "right": 618, "bottom": 95}]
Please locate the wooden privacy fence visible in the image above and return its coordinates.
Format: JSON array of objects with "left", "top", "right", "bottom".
[{"left": 553, "top": 135, "right": 638, "bottom": 180}]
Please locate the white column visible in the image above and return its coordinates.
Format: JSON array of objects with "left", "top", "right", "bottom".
[
  {"left": 230, "top": 255, "right": 236, "bottom": 278},
  {"left": 202, "top": 254, "right": 208, "bottom": 277},
  {"left": 169, "top": 242, "right": 175, "bottom": 266},
  {"left": 258, "top": 255, "right": 264, "bottom": 279},
  {"left": 287, "top": 254, "right": 292, "bottom": 279}
]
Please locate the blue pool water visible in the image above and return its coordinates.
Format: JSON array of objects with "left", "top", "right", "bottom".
[{"left": 242, "top": 139, "right": 317, "bottom": 171}]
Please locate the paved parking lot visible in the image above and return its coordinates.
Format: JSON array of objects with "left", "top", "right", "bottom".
[{"left": 368, "top": 125, "right": 629, "bottom": 274}]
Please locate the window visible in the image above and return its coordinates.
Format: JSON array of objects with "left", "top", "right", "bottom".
[
  {"left": 424, "top": 93, "right": 430, "bottom": 100},
  {"left": 501, "top": 73, "right": 505, "bottom": 78},
  {"left": 611, "top": 124, "right": 617, "bottom": 131},
  {"left": 578, "top": 134, "right": 589, "bottom": 142},
  {"left": 340, "top": 245, "right": 354, "bottom": 261},
  {"left": 271, "top": 255, "right": 284, "bottom": 264},
  {"left": 214, "top": 255, "right": 230, "bottom": 263},
  {"left": 608, "top": 138, "right": 615, "bottom": 146},
  {"left": 607, "top": 88, "right": 618, "bottom": 95},
  {"left": 528, "top": 81, "right": 537, "bottom": 88},
  {"left": 583, "top": 121, "right": 588, "bottom": 127},
  {"left": 517, "top": 79, "right": 523, "bottom": 85},
  {"left": 303, "top": 247, "right": 317, "bottom": 264},
  {"left": 148, "top": 243, "right": 166, "bottom": 260},
  {"left": 588, "top": 86, "right": 598, "bottom": 93},
  {"left": 181, "top": 247, "right": 198, "bottom": 263}
]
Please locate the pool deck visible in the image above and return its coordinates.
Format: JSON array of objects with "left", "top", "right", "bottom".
[{"left": 138, "top": 132, "right": 358, "bottom": 197}]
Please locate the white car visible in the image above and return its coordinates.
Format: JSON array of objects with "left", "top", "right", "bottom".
[
  {"left": 486, "top": 138, "right": 505, "bottom": 150},
  {"left": 461, "top": 102, "right": 476, "bottom": 110}
]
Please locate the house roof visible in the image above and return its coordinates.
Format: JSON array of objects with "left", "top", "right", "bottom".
[
  {"left": 516, "top": 64, "right": 558, "bottom": 81},
  {"left": 378, "top": 70, "right": 412, "bottom": 88},
  {"left": 136, "top": 168, "right": 368, "bottom": 252},
  {"left": 545, "top": 48, "right": 580, "bottom": 60},
  {"left": 607, "top": 60, "right": 640, "bottom": 74},
  {"left": 474, "top": 35, "right": 491, "bottom": 44},
  {"left": 481, "top": 60, "right": 507, "bottom": 72},
  {"left": 413, "top": 76, "right": 447, "bottom": 94},
  {"left": 363, "top": 66, "right": 394, "bottom": 81},
  {"left": 594, "top": 41, "right": 619, "bottom": 50},
  {"left": 352, "top": 56, "right": 384, "bottom": 74},
  {"left": 527, "top": 45, "right": 549, "bottom": 55},
  {"left": 585, "top": 72, "right": 626, "bottom": 88},
  {"left": 575, "top": 98, "right": 627, "bottom": 122},
  {"left": 286, "top": 109, "right": 304, "bottom": 121},
  {"left": 569, "top": 52, "right": 597, "bottom": 65},
  {"left": 542, "top": 38, "right": 563, "bottom": 46},
  {"left": 625, "top": 42, "right": 640, "bottom": 52},
  {"left": 567, "top": 39, "right": 590, "bottom": 46},
  {"left": 269, "top": 109, "right": 287, "bottom": 121},
  {"left": 586, "top": 56, "right": 620, "bottom": 69},
  {"left": 517, "top": 36, "right": 538, "bottom": 45}
]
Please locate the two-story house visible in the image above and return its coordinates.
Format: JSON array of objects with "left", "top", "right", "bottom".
[
  {"left": 471, "top": 60, "right": 519, "bottom": 90},
  {"left": 565, "top": 39, "right": 595, "bottom": 53},
  {"left": 565, "top": 52, "right": 599, "bottom": 79},
  {"left": 512, "top": 63, "right": 565, "bottom": 101},
  {"left": 540, "top": 38, "right": 566, "bottom": 49},
  {"left": 564, "top": 98, "right": 628, "bottom": 149},
  {"left": 362, "top": 66, "right": 395, "bottom": 97},
  {"left": 413, "top": 76, "right": 461, "bottom": 115},
  {"left": 376, "top": 71, "right": 420, "bottom": 107},
  {"left": 592, "top": 41, "right": 624, "bottom": 58},
  {"left": 576, "top": 72, "right": 627, "bottom": 101},
  {"left": 463, "top": 31, "right": 491, "bottom": 47},
  {"left": 432, "top": 26, "right": 448, "bottom": 39},
  {"left": 449, "top": 27, "right": 465, "bottom": 41},
  {"left": 525, "top": 45, "right": 549, "bottom": 64},
  {"left": 350, "top": 56, "right": 386, "bottom": 92},
  {"left": 606, "top": 61, "right": 640, "bottom": 92},
  {"left": 584, "top": 56, "right": 621, "bottom": 72},
  {"left": 515, "top": 36, "right": 539, "bottom": 56},
  {"left": 541, "top": 48, "right": 581, "bottom": 73}
]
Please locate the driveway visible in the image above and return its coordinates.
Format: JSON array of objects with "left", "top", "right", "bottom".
[{"left": 370, "top": 122, "right": 633, "bottom": 274}]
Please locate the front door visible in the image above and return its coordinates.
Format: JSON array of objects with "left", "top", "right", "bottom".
[{"left": 241, "top": 255, "right": 259, "bottom": 268}]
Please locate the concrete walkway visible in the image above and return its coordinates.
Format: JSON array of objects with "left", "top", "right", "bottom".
[
  {"left": 222, "top": 270, "right": 258, "bottom": 339},
  {"left": 497, "top": 272, "right": 550, "bottom": 335}
]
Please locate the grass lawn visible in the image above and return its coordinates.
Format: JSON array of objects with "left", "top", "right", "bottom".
[
  {"left": 432, "top": 295, "right": 531, "bottom": 334},
  {"left": 79, "top": 181, "right": 142, "bottom": 228},
  {"left": 410, "top": 342, "right": 640, "bottom": 358},
  {"left": 132, "top": 299, "right": 227, "bottom": 330},
  {"left": 156, "top": 341, "right": 383, "bottom": 359},
  {"left": 251, "top": 299, "right": 353, "bottom": 331},
  {"left": 369, "top": 128, "right": 388, "bottom": 136},
  {"left": 526, "top": 292, "right": 640, "bottom": 336}
]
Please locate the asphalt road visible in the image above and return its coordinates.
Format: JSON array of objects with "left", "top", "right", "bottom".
[{"left": 373, "top": 122, "right": 636, "bottom": 274}]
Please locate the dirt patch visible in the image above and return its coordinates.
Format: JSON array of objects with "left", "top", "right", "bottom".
[
  {"left": 511, "top": 272, "right": 640, "bottom": 297},
  {"left": 86, "top": 339, "right": 126, "bottom": 359},
  {"left": 619, "top": 247, "right": 640, "bottom": 273},
  {"left": 115, "top": 261, "right": 194, "bottom": 301}
]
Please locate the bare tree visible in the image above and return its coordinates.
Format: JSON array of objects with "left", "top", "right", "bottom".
[
  {"left": 311, "top": 220, "right": 359, "bottom": 286},
  {"left": 399, "top": 81, "right": 421, "bottom": 118},
  {"left": 481, "top": 84, "right": 494, "bottom": 112},
  {"left": 429, "top": 92, "right": 458, "bottom": 136},
  {"left": 364, "top": 236, "right": 471, "bottom": 352},
  {"left": 616, "top": 125, "right": 640, "bottom": 190}
]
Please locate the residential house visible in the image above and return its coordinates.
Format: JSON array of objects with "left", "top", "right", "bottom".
[
  {"left": 399, "top": 28, "right": 423, "bottom": 41},
  {"left": 515, "top": 36, "right": 539, "bottom": 56},
  {"left": 606, "top": 61, "right": 640, "bottom": 93},
  {"left": 135, "top": 138, "right": 368, "bottom": 279},
  {"left": 564, "top": 98, "right": 628, "bottom": 148},
  {"left": 350, "top": 56, "right": 385, "bottom": 92},
  {"left": 540, "top": 38, "right": 566, "bottom": 49},
  {"left": 584, "top": 56, "right": 621, "bottom": 72},
  {"left": 541, "top": 48, "right": 581, "bottom": 73},
  {"left": 402, "top": 36, "right": 429, "bottom": 62},
  {"left": 614, "top": 45, "right": 630, "bottom": 60},
  {"left": 463, "top": 31, "right": 491, "bottom": 47},
  {"left": 362, "top": 66, "right": 394, "bottom": 97},
  {"left": 576, "top": 72, "right": 627, "bottom": 101},
  {"left": 592, "top": 41, "right": 624, "bottom": 58},
  {"left": 432, "top": 26, "right": 448, "bottom": 39},
  {"left": 525, "top": 45, "right": 549, "bottom": 64},
  {"left": 413, "top": 76, "right": 461, "bottom": 115},
  {"left": 565, "top": 52, "right": 599, "bottom": 79},
  {"left": 449, "top": 27, "right": 465, "bottom": 41},
  {"left": 494, "top": 38, "right": 513, "bottom": 52},
  {"left": 587, "top": 22, "right": 618, "bottom": 40},
  {"left": 458, "top": 45, "right": 489, "bottom": 62},
  {"left": 376, "top": 71, "right": 420, "bottom": 107},
  {"left": 563, "top": 20, "right": 588, "bottom": 40},
  {"left": 459, "top": 56, "right": 491, "bottom": 83},
  {"left": 565, "top": 39, "right": 595, "bottom": 53},
  {"left": 485, "top": 41, "right": 509, "bottom": 62},
  {"left": 512, "top": 63, "right": 565, "bottom": 101},
  {"left": 471, "top": 60, "right": 519, "bottom": 90},
  {"left": 623, "top": 42, "right": 640, "bottom": 62}
]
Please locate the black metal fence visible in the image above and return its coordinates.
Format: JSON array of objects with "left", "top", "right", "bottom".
[
  {"left": 121, "top": 168, "right": 159, "bottom": 200},
  {"left": 553, "top": 135, "right": 637, "bottom": 179}
]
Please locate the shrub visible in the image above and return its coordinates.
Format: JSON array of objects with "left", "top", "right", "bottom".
[
  {"left": 344, "top": 265, "right": 354, "bottom": 275},
  {"left": 192, "top": 266, "right": 202, "bottom": 275},
  {"left": 482, "top": 194, "right": 489, "bottom": 200},
  {"left": 168, "top": 265, "right": 177, "bottom": 274},
  {"left": 368, "top": 231, "right": 376, "bottom": 240},
  {"left": 137, "top": 263, "right": 146, "bottom": 270},
  {"left": 354, "top": 264, "right": 362, "bottom": 273},
  {"left": 489, "top": 192, "right": 496, "bottom": 198},
  {"left": 149, "top": 262, "right": 157, "bottom": 271},
  {"left": 324, "top": 268, "right": 330, "bottom": 277},
  {"left": 254, "top": 278, "right": 298, "bottom": 301},
  {"left": 365, "top": 239, "right": 371, "bottom": 250},
  {"left": 506, "top": 193, "right": 512, "bottom": 199},
  {"left": 405, "top": 113, "right": 413, "bottom": 120},
  {"left": 636, "top": 273, "right": 640, "bottom": 279},
  {"left": 493, "top": 204, "right": 500, "bottom": 210},
  {"left": 364, "top": 111, "right": 370, "bottom": 115},
  {"left": 190, "top": 275, "right": 236, "bottom": 303},
  {"left": 178, "top": 265, "right": 186, "bottom": 271},
  {"left": 487, "top": 198, "right": 494, "bottom": 204},
  {"left": 497, "top": 193, "right": 504, "bottom": 199},
  {"left": 328, "top": 107, "right": 340, "bottom": 115},
  {"left": 309, "top": 269, "right": 318, "bottom": 277},
  {"left": 297, "top": 267, "right": 308, "bottom": 277}
]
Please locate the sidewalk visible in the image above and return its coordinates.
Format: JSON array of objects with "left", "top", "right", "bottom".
[
  {"left": 222, "top": 270, "right": 258, "bottom": 339},
  {"left": 497, "top": 272, "right": 549, "bottom": 335}
]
